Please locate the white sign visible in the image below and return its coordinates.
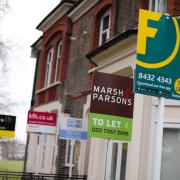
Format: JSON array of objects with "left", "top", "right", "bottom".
[
  {"left": 26, "top": 111, "right": 57, "bottom": 134},
  {"left": 59, "top": 117, "right": 87, "bottom": 140}
]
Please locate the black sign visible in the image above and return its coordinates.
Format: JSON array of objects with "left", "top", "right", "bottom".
[
  {"left": 90, "top": 71, "right": 134, "bottom": 118},
  {"left": 0, "top": 115, "right": 16, "bottom": 131}
]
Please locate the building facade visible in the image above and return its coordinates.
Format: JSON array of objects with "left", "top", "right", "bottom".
[
  {"left": 25, "top": 1, "right": 75, "bottom": 174},
  {"left": 25, "top": 0, "right": 180, "bottom": 180}
]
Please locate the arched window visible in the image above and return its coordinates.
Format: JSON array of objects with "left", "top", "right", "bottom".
[
  {"left": 99, "top": 9, "right": 111, "bottom": 46},
  {"left": 54, "top": 41, "right": 62, "bottom": 82},
  {"left": 44, "top": 48, "right": 53, "bottom": 87}
]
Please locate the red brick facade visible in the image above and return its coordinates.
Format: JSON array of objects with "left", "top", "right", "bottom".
[
  {"left": 168, "top": 0, "right": 180, "bottom": 16},
  {"left": 139, "top": 0, "right": 149, "bottom": 10},
  {"left": 29, "top": 0, "right": 180, "bottom": 177},
  {"left": 34, "top": 14, "right": 72, "bottom": 107}
]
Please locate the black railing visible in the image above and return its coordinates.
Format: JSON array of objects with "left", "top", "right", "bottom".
[{"left": 0, "top": 171, "right": 87, "bottom": 180}]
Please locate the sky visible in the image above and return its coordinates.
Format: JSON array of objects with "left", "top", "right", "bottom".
[{"left": 0, "top": 0, "right": 60, "bottom": 142}]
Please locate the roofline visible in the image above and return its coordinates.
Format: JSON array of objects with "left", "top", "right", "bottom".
[
  {"left": 68, "top": 0, "right": 100, "bottom": 22},
  {"left": 86, "top": 29, "right": 137, "bottom": 60},
  {"left": 31, "top": 36, "right": 43, "bottom": 48},
  {"left": 36, "top": 1, "right": 75, "bottom": 31}
]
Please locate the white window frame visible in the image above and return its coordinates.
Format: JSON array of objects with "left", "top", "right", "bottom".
[
  {"left": 44, "top": 48, "right": 53, "bottom": 87},
  {"left": 105, "top": 140, "right": 127, "bottom": 180},
  {"left": 99, "top": 9, "right": 111, "bottom": 46},
  {"left": 150, "top": 121, "right": 180, "bottom": 180},
  {"left": 149, "top": 0, "right": 167, "bottom": 13},
  {"left": 54, "top": 41, "right": 62, "bottom": 82}
]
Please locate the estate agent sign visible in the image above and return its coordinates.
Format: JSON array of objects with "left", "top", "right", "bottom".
[
  {"left": 88, "top": 72, "right": 134, "bottom": 141},
  {"left": 27, "top": 111, "right": 56, "bottom": 134},
  {"left": 59, "top": 117, "right": 87, "bottom": 140},
  {"left": 0, "top": 114, "right": 16, "bottom": 138},
  {"left": 135, "top": 9, "right": 180, "bottom": 100}
]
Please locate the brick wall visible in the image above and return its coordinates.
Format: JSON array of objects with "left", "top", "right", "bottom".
[
  {"left": 168, "top": 0, "right": 180, "bottom": 16},
  {"left": 56, "top": 139, "right": 66, "bottom": 175},
  {"left": 33, "top": 14, "right": 72, "bottom": 107},
  {"left": 62, "top": 0, "right": 117, "bottom": 175},
  {"left": 116, "top": 0, "right": 139, "bottom": 34},
  {"left": 139, "top": 0, "right": 149, "bottom": 10}
]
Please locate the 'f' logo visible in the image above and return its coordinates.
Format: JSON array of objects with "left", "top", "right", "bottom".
[
  {"left": 137, "top": 9, "right": 161, "bottom": 55},
  {"left": 136, "top": 9, "right": 180, "bottom": 69}
]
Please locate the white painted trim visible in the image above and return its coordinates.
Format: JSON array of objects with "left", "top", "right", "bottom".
[
  {"left": 68, "top": 0, "right": 100, "bottom": 22},
  {"left": 36, "top": 81, "right": 61, "bottom": 94},
  {"left": 54, "top": 41, "right": 62, "bottom": 82},
  {"left": 88, "top": 47, "right": 136, "bottom": 73},
  {"left": 99, "top": 9, "right": 111, "bottom": 46},
  {"left": 105, "top": 141, "right": 123, "bottom": 180},
  {"left": 164, "top": 122, "right": 180, "bottom": 128},
  {"left": 152, "top": 97, "right": 180, "bottom": 106},
  {"left": 44, "top": 48, "right": 53, "bottom": 87},
  {"left": 115, "top": 143, "right": 122, "bottom": 180},
  {"left": 38, "top": 3, "right": 73, "bottom": 32}
]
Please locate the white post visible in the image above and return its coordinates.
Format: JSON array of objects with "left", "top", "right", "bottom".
[
  {"left": 152, "top": 97, "right": 165, "bottom": 180},
  {"left": 69, "top": 140, "right": 75, "bottom": 177},
  {"left": 35, "top": 143, "right": 40, "bottom": 175},
  {"left": 152, "top": 2, "right": 165, "bottom": 179}
]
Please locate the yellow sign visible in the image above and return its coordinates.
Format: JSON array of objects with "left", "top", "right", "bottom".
[{"left": 174, "top": 78, "right": 180, "bottom": 94}]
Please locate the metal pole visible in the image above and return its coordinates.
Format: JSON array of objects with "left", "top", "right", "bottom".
[
  {"left": 152, "top": 97, "right": 165, "bottom": 180},
  {"left": 104, "top": 139, "right": 110, "bottom": 180},
  {"left": 152, "top": 2, "right": 165, "bottom": 179}
]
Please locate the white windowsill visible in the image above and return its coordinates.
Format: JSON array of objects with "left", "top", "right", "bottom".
[
  {"left": 36, "top": 81, "right": 61, "bottom": 94},
  {"left": 64, "top": 163, "right": 74, "bottom": 167}
]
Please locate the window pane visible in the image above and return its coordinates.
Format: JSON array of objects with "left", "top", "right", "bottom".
[
  {"left": 110, "top": 143, "right": 118, "bottom": 180},
  {"left": 103, "top": 15, "right": 109, "bottom": 30},
  {"left": 161, "top": 128, "right": 180, "bottom": 180},
  {"left": 150, "top": 0, "right": 167, "bottom": 13},
  {"left": 102, "top": 32, "right": 107, "bottom": 44},
  {"left": 45, "top": 48, "right": 53, "bottom": 86},
  {"left": 99, "top": 10, "right": 110, "bottom": 46},
  {"left": 150, "top": 0, "right": 155, "bottom": 11},
  {"left": 158, "top": 0, "right": 167, "bottom": 13},
  {"left": 54, "top": 42, "right": 62, "bottom": 82},
  {"left": 45, "top": 65, "right": 49, "bottom": 86}
]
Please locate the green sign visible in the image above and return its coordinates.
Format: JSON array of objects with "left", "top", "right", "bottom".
[
  {"left": 88, "top": 72, "right": 134, "bottom": 141},
  {"left": 89, "top": 113, "right": 132, "bottom": 141},
  {"left": 135, "top": 9, "right": 180, "bottom": 100}
]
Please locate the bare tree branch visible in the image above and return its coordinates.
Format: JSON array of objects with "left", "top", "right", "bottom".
[
  {"left": 0, "top": 0, "right": 15, "bottom": 113},
  {"left": 0, "top": 0, "right": 9, "bottom": 16}
]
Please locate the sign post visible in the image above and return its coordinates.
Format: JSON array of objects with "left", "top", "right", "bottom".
[
  {"left": 135, "top": 9, "right": 180, "bottom": 180},
  {"left": 152, "top": 97, "right": 165, "bottom": 180},
  {"left": 69, "top": 140, "right": 75, "bottom": 178},
  {"left": 59, "top": 117, "right": 87, "bottom": 177}
]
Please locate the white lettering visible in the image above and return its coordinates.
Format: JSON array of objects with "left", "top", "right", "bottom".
[
  {"left": 93, "top": 85, "right": 100, "bottom": 93},
  {"left": 93, "top": 93, "right": 98, "bottom": 100}
]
